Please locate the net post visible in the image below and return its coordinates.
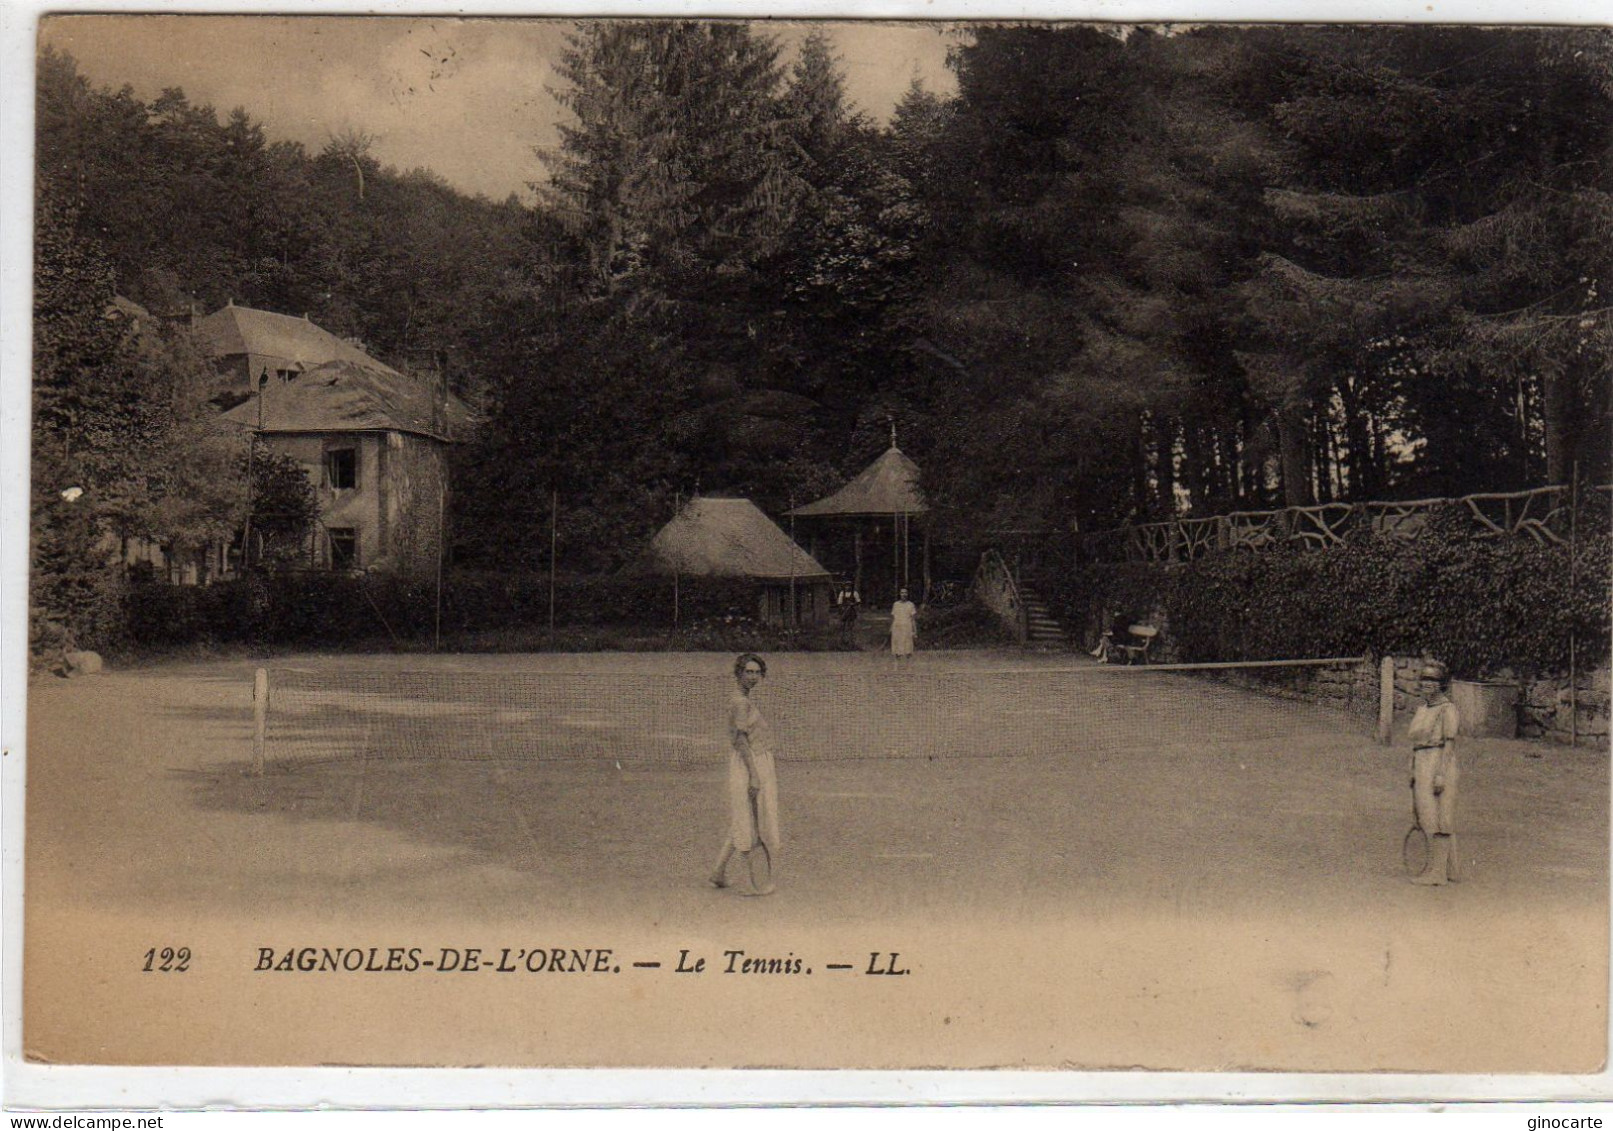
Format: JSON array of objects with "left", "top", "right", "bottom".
[
  {"left": 252, "top": 667, "right": 269, "bottom": 776},
  {"left": 1377, "top": 655, "right": 1395, "bottom": 746}
]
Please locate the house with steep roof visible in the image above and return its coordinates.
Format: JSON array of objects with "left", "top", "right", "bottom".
[
  {"left": 202, "top": 303, "right": 473, "bottom": 578},
  {"left": 192, "top": 301, "right": 392, "bottom": 393}
]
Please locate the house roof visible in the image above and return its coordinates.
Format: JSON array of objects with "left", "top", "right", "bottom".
[
  {"left": 788, "top": 444, "right": 928, "bottom": 517},
  {"left": 107, "top": 295, "right": 152, "bottom": 323},
  {"left": 193, "top": 303, "right": 399, "bottom": 377},
  {"left": 220, "top": 359, "right": 470, "bottom": 442},
  {"left": 643, "top": 497, "right": 831, "bottom": 581}
]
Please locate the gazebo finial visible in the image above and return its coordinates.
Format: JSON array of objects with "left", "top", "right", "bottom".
[{"left": 889, "top": 417, "right": 898, "bottom": 450}]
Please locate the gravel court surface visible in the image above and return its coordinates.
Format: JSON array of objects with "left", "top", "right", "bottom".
[{"left": 20, "top": 651, "right": 1609, "bottom": 1072}]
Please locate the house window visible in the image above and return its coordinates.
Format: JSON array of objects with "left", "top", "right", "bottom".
[
  {"left": 328, "top": 528, "right": 358, "bottom": 570},
  {"left": 326, "top": 447, "right": 358, "bottom": 490}
]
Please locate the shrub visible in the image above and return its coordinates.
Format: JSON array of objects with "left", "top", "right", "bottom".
[
  {"left": 124, "top": 576, "right": 247, "bottom": 647},
  {"left": 30, "top": 493, "right": 128, "bottom": 658},
  {"left": 441, "top": 572, "right": 764, "bottom": 631},
  {"left": 921, "top": 598, "right": 1020, "bottom": 648},
  {"left": 117, "top": 570, "right": 841, "bottom": 653}
]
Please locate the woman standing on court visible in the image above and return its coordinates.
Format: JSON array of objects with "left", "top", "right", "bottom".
[
  {"left": 710, "top": 653, "right": 779, "bottom": 895},
  {"left": 1408, "top": 661, "right": 1462, "bottom": 885},
  {"left": 890, "top": 588, "right": 918, "bottom": 660}
]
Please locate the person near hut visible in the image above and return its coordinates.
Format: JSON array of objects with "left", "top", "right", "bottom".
[
  {"left": 1091, "top": 611, "right": 1134, "bottom": 663},
  {"left": 710, "top": 653, "right": 780, "bottom": 895},
  {"left": 1408, "top": 661, "right": 1462, "bottom": 885},
  {"left": 837, "top": 582, "right": 861, "bottom": 644},
  {"left": 890, "top": 588, "right": 918, "bottom": 660}
]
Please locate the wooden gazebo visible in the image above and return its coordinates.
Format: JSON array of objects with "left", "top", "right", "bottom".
[{"left": 787, "top": 429, "right": 930, "bottom": 604}]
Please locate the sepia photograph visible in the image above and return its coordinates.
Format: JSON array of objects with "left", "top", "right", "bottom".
[{"left": 6, "top": 2, "right": 1612, "bottom": 1106}]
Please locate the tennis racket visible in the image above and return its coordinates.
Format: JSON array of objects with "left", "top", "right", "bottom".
[
  {"left": 1402, "top": 822, "right": 1429, "bottom": 876},
  {"left": 1403, "top": 775, "right": 1429, "bottom": 876},
  {"left": 745, "top": 785, "right": 774, "bottom": 895},
  {"left": 747, "top": 842, "right": 773, "bottom": 894}
]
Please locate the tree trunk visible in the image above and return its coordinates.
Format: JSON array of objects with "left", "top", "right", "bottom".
[
  {"left": 1218, "top": 429, "right": 1239, "bottom": 507},
  {"left": 1312, "top": 410, "right": 1340, "bottom": 503},
  {"left": 1154, "top": 415, "right": 1177, "bottom": 517},
  {"left": 1337, "top": 374, "right": 1375, "bottom": 500},
  {"left": 1276, "top": 403, "right": 1313, "bottom": 508},
  {"left": 1543, "top": 368, "right": 1578, "bottom": 487},
  {"left": 1366, "top": 409, "right": 1384, "bottom": 497},
  {"left": 1184, "top": 424, "right": 1212, "bottom": 515},
  {"left": 1324, "top": 414, "right": 1344, "bottom": 501},
  {"left": 1516, "top": 373, "right": 1534, "bottom": 486},
  {"left": 1133, "top": 414, "right": 1151, "bottom": 517},
  {"left": 1240, "top": 412, "right": 1260, "bottom": 505}
]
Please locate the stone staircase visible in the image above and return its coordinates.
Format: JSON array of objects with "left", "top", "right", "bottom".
[{"left": 1017, "top": 584, "right": 1069, "bottom": 648}]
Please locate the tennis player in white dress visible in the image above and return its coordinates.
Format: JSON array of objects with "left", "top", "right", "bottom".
[{"left": 709, "top": 653, "right": 779, "bottom": 895}]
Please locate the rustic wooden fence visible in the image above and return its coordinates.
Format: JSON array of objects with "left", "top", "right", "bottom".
[{"left": 1079, "top": 484, "right": 1612, "bottom": 565}]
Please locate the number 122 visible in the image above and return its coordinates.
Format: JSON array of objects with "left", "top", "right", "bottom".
[{"left": 143, "top": 947, "right": 191, "bottom": 972}]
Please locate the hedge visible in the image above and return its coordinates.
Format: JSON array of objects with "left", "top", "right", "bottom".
[
  {"left": 30, "top": 496, "right": 130, "bottom": 659},
  {"left": 1043, "top": 507, "right": 1611, "bottom": 679},
  {"left": 122, "top": 571, "right": 813, "bottom": 651}
]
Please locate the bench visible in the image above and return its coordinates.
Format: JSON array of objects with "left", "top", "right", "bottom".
[{"left": 1115, "top": 624, "right": 1157, "bottom": 665}]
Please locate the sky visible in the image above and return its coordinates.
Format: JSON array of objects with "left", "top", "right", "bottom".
[{"left": 38, "top": 15, "right": 962, "bottom": 202}]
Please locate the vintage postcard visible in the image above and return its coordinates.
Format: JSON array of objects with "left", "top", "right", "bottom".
[{"left": 7, "top": 2, "right": 1611, "bottom": 1108}]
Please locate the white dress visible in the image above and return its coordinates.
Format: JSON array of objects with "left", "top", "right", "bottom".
[
  {"left": 726, "top": 690, "right": 780, "bottom": 851},
  {"left": 890, "top": 599, "right": 917, "bottom": 656}
]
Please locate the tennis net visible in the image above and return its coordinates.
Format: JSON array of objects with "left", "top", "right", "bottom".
[{"left": 252, "top": 657, "right": 1381, "bottom": 771}]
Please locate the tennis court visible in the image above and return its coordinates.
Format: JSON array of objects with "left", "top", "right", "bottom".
[
  {"left": 252, "top": 652, "right": 1374, "bottom": 767},
  {"left": 23, "top": 650, "right": 1608, "bottom": 1071}
]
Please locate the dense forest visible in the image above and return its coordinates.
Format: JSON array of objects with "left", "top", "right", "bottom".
[{"left": 34, "top": 22, "right": 1613, "bottom": 585}]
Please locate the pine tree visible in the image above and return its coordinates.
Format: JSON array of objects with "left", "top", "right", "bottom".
[
  {"left": 888, "top": 76, "right": 951, "bottom": 186},
  {"left": 783, "top": 30, "right": 853, "bottom": 162},
  {"left": 1234, "top": 26, "right": 1613, "bottom": 497},
  {"left": 540, "top": 21, "right": 806, "bottom": 293}
]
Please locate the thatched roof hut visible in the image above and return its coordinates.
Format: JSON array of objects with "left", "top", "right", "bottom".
[
  {"left": 643, "top": 497, "right": 833, "bottom": 626},
  {"left": 648, "top": 497, "right": 829, "bottom": 580}
]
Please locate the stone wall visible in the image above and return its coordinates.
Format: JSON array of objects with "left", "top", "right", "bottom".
[
  {"left": 1193, "top": 656, "right": 1609, "bottom": 745},
  {"left": 1518, "top": 666, "right": 1611, "bottom": 744},
  {"left": 1095, "top": 624, "right": 1608, "bottom": 745},
  {"left": 1390, "top": 657, "right": 1429, "bottom": 713},
  {"left": 1391, "top": 657, "right": 1611, "bottom": 745},
  {"left": 1207, "top": 659, "right": 1378, "bottom": 718}
]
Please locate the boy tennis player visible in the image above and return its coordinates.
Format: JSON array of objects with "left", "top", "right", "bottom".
[
  {"left": 1409, "top": 661, "right": 1462, "bottom": 885},
  {"left": 709, "top": 653, "right": 779, "bottom": 895}
]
